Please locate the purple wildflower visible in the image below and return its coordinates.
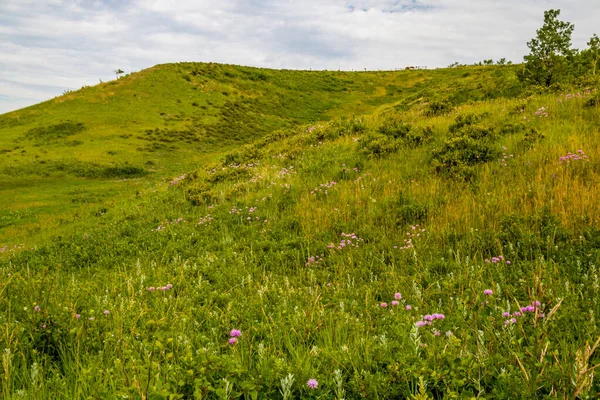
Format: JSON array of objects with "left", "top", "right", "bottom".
[
  {"left": 484, "top": 289, "right": 493, "bottom": 295},
  {"left": 394, "top": 292, "right": 402, "bottom": 300},
  {"left": 503, "top": 312, "right": 510, "bottom": 317},
  {"left": 230, "top": 329, "right": 242, "bottom": 337},
  {"left": 406, "top": 305, "right": 412, "bottom": 310},
  {"left": 103, "top": 310, "right": 110, "bottom": 315},
  {"left": 148, "top": 287, "right": 155, "bottom": 292},
  {"left": 34, "top": 305, "right": 41, "bottom": 312},
  {"left": 307, "top": 379, "right": 319, "bottom": 389},
  {"left": 228, "top": 338, "right": 238, "bottom": 345},
  {"left": 416, "top": 321, "right": 425, "bottom": 327},
  {"left": 391, "top": 301, "right": 399, "bottom": 306},
  {"left": 380, "top": 302, "right": 388, "bottom": 308},
  {"left": 74, "top": 314, "right": 81, "bottom": 319}
]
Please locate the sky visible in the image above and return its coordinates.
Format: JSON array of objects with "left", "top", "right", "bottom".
[{"left": 1, "top": 0, "right": 599, "bottom": 114}]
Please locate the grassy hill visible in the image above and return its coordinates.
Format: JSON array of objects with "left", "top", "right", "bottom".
[
  {"left": 2, "top": 62, "right": 600, "bottom": 398},
  {"left": 0, "top": 63, "right": 521, "bottom": 245}
]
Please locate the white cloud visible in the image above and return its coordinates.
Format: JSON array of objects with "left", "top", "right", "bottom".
[{"left": 1, "top": 0, "right": 599, "bottom": 114}]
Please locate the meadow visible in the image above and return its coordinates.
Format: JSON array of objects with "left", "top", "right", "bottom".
[{"left": 1, "top": 62, "right": 600, "bottom": 398}]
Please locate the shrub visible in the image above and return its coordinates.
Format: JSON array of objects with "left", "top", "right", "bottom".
[
  {"left": 432, "top": 136, "right": 496, "bottom": 178},
  {"left": 377, "top": 116, "right": 411, "bottom": 138},
  {"left": 405, "top": 125, "right": 434, "bottom": 147},
  {"left": 358, "top": 134, "right": 400, "bottom": 157},
  {"left": 584, "top": 94, "right": 599, "bottom": 107},
  {"left": 24, "top": 121, "right": 85, "bottom": 140},
  {"left": 521, "top": 127, "right": 545, "bottom": 147},
  {"left": 448, "top": 113, "right": 488, "bottom": 133},
  {"left": 499, "top": 121, "right": 526, "bottom": 135},
  {"left": 425, "top": 100, "right": 452, "bottom": 116}
]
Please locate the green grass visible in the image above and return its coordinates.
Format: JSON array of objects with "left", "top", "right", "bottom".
[
  {"left": 1, "top": 62, "right": 600, "bottom": 398},
  {"left": 0, "top": 63, "right": 521, "bottom": 245}
]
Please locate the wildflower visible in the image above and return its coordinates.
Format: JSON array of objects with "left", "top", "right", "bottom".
[
  {"left": 504, "top": 320, "right": 510, "bottom": 325},
  {"left": 103, "top": 310, "right": 110, "bottom": 315},
  {"left": 423, "top": 315, "right": 433, "bottom": 321},
  {"left": 532, "top": 300, "right": 541, "bottom": 308},
  {"left": 503, "top": 312, "right": 510, "bottom": 317},
  {"left": 166, "top": 284, "right": 173, "bottom": 289},
  {"left": 432, "top": 313, "right": 445, "bottom": 320},
  {"left": 484, "top": 289, "right": 493, "bottom": 295},
  {"left": 511, "top": 318, "right": 517, "bottom": 324},
  {"left": 230, "top": 329, "right": 242, "bottom": 337},
  {"left": 506, "top": 261, "right": 511, "bottom": 265},
  {"left": 89, "top": 317, "right": 95, "bottom": 321},
  {"left": 391, "top": 301, "right": 399, "bottom": 306},
  {"left": 307, "top": 379, "right": 318, "bottom": 389},
  {"left": 513, "top": 311, "right": 522, "bottom": 317},
  {"left": 148, "top": 287, "right": 155, "bottom": 292},
  {"left": 434, "top": 330, "right": 441, "bottom": 336},
  {"left": 34, "top": 305, "right": 41, "bottom": 312},
  {"left": 406, "top": 305, "right": 412, "bottom": 310},
  {"left": 228, "top": 338, "right": 238, "bottom": 345},
  {"left": 394, "top": 293, "right": 402, "bottom": 300},
  {"left": 416, "top": 321, "right": 425, "bottom": 327},
  {"left": 380, "top": 302, "right": 388, "bottom": 308},
  {"left": 74, "top": 314, "right": 81, "bottom": 319}
]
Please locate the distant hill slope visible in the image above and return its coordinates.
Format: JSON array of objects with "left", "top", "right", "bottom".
[{"left": 0, "top": 62, "right": 520, "bottom": 243}]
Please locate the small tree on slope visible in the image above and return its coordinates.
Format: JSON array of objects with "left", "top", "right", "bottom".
[{"left": 523, "top": 9, "right": 575, "bottom": 87}]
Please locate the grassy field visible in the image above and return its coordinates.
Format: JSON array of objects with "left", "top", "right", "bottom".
[{"left": 1, "top": 63, "right": 600, "bottom": 398}]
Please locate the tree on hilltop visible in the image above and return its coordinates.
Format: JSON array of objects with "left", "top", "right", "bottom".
[
  {"left": 522, "top": 9, "right": 574, "bottom": 87},
  {"left": 115, "top": 69, "right": 125, "bottom": 79}
]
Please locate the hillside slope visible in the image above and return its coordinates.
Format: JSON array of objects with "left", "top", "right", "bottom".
[
  {"left": 1, "top": 73, "right": 599, "bottom": 397},
  {"left": 0, "top": 63, "right": 521, "bottom": 244}
]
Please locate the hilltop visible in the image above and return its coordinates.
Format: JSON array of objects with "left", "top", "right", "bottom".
[
  {"left": 0, "top": 62, "right": 520, "bottom": 244},
  {"left": 1, "top": 62, "right": 600, "bottom": 398}
]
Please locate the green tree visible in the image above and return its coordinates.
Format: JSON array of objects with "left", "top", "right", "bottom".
[
  {"left": 586, "top": 34, "right": 600, "bottom": 75},
  {"left": 523, "top": 9, "right": 575, "bottom": 86},
  {"left": 115, "top": 69, "right": 125, "bottom": 79}
]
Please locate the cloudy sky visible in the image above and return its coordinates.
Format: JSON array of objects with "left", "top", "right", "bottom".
[{"left": 1, "top": 0, "right": 599, "bottom": 114}]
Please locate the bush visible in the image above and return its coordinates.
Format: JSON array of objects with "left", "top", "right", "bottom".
[
  {"left": 24, "top": 121, "right": 85, "bottom": 140},
  {"left": 521, "top": 126, "right": 545, "bottom": 148},
  {"left": 425, "top": 100, "right": 452, "bottom": 116},
  {"left": 432, "top": 136, "right": 496, "bottom": 178},
  {"left": 358, "top": 134, "right": 400, "bottom": 157},
  {"left": 584, "top": 94, "right": 599, "bottom": 107},
  {"left": 377, "top": 116, "right": 411, "bottom": 138},
  {"left": 448, "top": 113, "right": 488, "bottom": 133}
]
